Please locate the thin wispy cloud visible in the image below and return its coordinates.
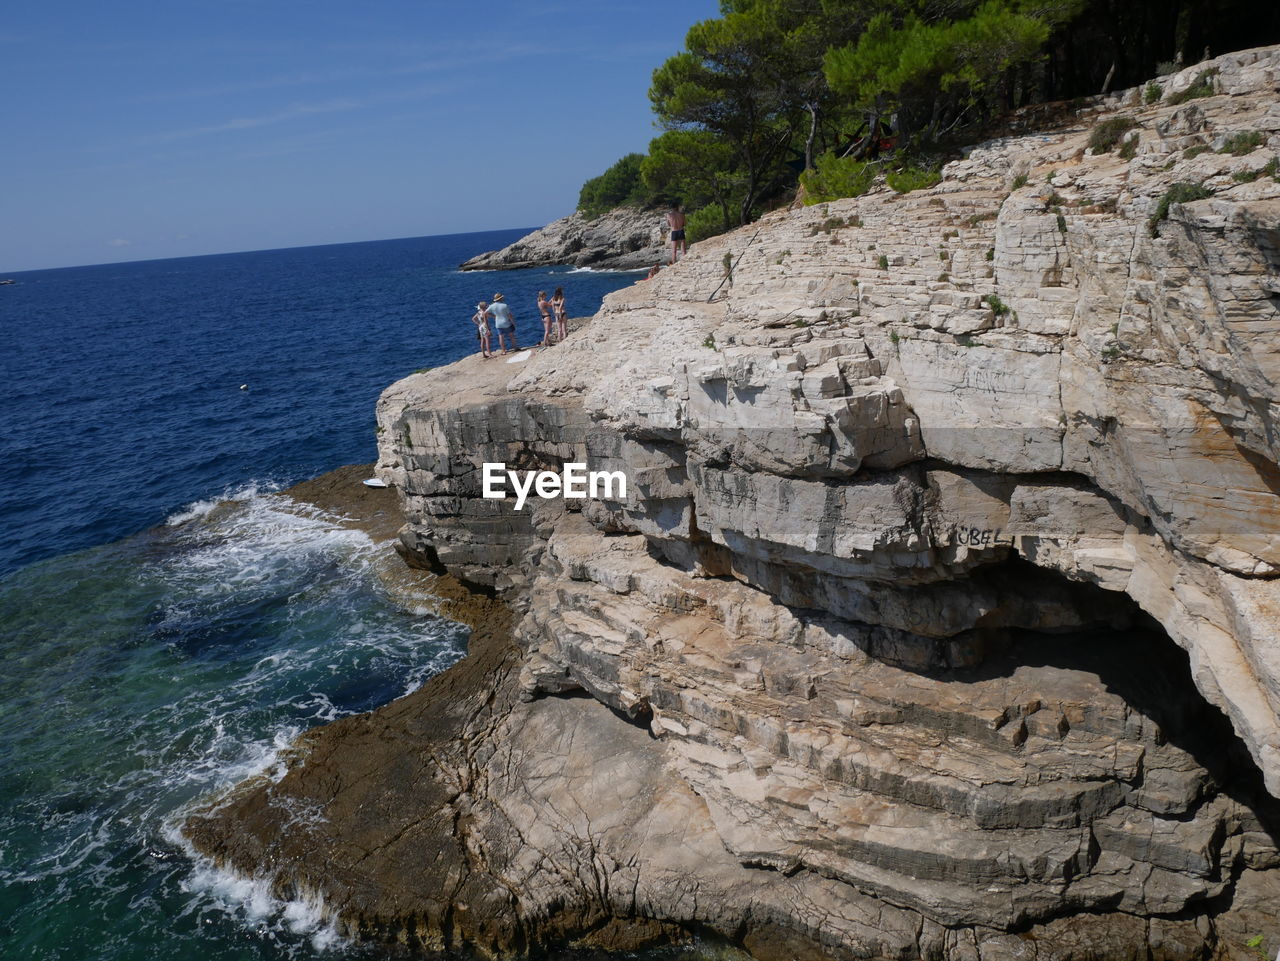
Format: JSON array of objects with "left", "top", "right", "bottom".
[
  {"left": 145, "top": 98, "right": 364, "bottom": 143},
  {"left": 139, "top": 80, "right": 454, "bottom": 146}
]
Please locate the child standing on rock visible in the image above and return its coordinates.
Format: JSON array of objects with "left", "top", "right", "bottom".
[{"left": 472, "top": 302, "right": 492, "bottom": 358}]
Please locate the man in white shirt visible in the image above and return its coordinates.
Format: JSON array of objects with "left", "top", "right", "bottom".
[{"left": 487, "top": 293, "right": 518, "bottom": 354}]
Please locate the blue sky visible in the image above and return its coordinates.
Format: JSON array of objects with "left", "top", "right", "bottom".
[{"left": 1, "top": 1, "right": 719, "bottom": 271}]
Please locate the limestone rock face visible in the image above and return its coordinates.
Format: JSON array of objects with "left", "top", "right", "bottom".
[
  {"left": 190, "top": 47, "right": 1280, "bottom": 960},
  {"left": 459, "top": 205, "right": 669, "bottom": 272}
]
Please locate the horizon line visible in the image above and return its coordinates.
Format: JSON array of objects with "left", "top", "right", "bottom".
[{"left": 2, "top": 225, "right": 540, "bottom": 276}]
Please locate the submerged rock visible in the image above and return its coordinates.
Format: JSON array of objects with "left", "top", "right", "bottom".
[{"left": 188, "top": 46, "right": 1280, "bottom": 959}]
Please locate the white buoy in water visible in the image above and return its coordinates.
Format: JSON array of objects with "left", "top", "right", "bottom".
[{"left": 240, "top": 384, "right": 247, "bottom": 390}]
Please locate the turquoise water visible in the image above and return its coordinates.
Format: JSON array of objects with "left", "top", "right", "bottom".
[
  {"left": 0, "top": 487, "right": 465, "bottom": 958},
  {"left": 0, "top": 233, "right": 647, "bottom": 958}
]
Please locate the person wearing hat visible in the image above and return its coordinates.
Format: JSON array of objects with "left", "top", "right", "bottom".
[
  {"left": 486, "top": 293, "right": 517, "bottom": 354},
  {"left": 471, "top": 301, "right": 492, "bottom": 358}
]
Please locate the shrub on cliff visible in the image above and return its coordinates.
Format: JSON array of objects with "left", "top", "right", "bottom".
[
  {"left": 1088, "top": 116, "right": 1136, "bottom": 153},
  {"left": 578, "top": 154, "right": 649, "bottom": 219},
  {"left": 886, "top": 165, "right": 942, "bottom": 193},
  {"left": 1147, "top": 181, "right": 1212, "bottom": 236},
  {"left": 800, "top": 153, "right": 876, "bottom": 204},
  {"left": 685, "top": 205, "right": 731, "bottom": 243}
]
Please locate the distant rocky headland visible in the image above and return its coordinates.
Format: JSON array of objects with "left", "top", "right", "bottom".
[
  {"left": 459, "top": 205, "right": 668, "bottom": 272},
  {"left": 187, "top": 47, "right": 1280, "bottom": 960}
]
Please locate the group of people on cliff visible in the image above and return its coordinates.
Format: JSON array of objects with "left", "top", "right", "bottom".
[{"left": 470, "top": 288, "right": 567, "bottom": 358}]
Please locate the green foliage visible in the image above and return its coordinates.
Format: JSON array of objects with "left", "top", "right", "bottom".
[
  {"left": 649, "top": 1, "right": 836, "bottom": 227},
  {"left": 1088, "top": 116, "right": 1136, "bottom": 153},
  {"left": 878, "top": 254, "right": 890, "bottom": 270},
  {"left": 1166, "top": 67, "right": 1219, "bottom": 105},
  {"left": 1147, "top": 182, "right": 1212, "bottom": 236},
  {"left": 578, "top": 153, "right": 648, "bottom": 218},
  {"left": 1057, "top": 212, "right": 1068, "bottom": 232},
  {"left": 686, "top": 204, "right": 731, "bottom": 244},
  {"left": 823, "top": 1, "right": 1075, "bottom": 146},
  {"left": 1183, "top": 144, "right": 1212, "bottom": 159},
  {"left": 985, "top": 294, "right": 1011, "bottom": 316},
  {"left": 986, "top": 247, "right": 995, "bottom": 260},
  {"left": 1219, "top": 131, "right": 1266, "bottom": 156},
  {"left": 1011, "top": 172, "right": 1029, "bottom": 189},
  {"left": 1118, "top": 134, "right": 1138, "bottom": 160},
  {"left": 1143, "top": 82, "right": 1163, "bottom": 104},
  {"left": 800, "top": 152, "right": 876, "bottom": 203},
  {"left": 886, "top": 165, "right": 941, "bottom": 193},
  {"left": 702, "top": 334, "right": 717, "bottom": 350},
  {"left": 642, "top": 129, "right": 737, "bottom": 221}
]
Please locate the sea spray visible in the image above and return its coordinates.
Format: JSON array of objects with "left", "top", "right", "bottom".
[{"left": 0, "top": 485, "right": 466, "bottom": 959}]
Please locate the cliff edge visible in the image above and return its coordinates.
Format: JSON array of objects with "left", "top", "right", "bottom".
[{"left": 187, "top": 47, "right": 1280, "bottom": 960}]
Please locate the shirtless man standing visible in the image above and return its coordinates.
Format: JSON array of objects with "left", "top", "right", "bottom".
[{"left": 666, "top": 203, "right": 687, "bottom": 263}]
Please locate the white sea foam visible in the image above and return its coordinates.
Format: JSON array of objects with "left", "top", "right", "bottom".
[{"left": 165, "top": 480, "right": 281, "bottom": 526}]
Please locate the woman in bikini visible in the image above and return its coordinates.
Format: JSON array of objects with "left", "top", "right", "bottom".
[
  {"left": 551, "top": 287, "right": 567, "bottom": 342},
  {"left": 536, "top": 291, "right": 554, "bottom": 346}
]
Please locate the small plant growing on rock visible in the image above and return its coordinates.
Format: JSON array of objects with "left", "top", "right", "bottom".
[
  {"left": 1143, "top": 82, "right": 1163, "bottom": 104},
  {"left": 1183, "top": 144, "right": 1212, "bottom": 160},
  {"left": 984, "top": 294, "right": 1011, "bottom": 317},
  {"left": 1011, "top": 173, "right": 1029, "bottom": 189},
  {"left": 1219, "top": 131, "right": 1266, "bottom": 157},
  {"left": 939, "top": 249, "right": 949, "bottom": 260},
  {"left": 1118, "top": 135, "right": 1139, "bottom": 160},
  {"left": 1088, "top": 116, "right": 1136, "bottom": 153},
  {"left": 1167, "top": 67, "right": 1219, "bottom": 105},
  {"left": 1147, "top": 181, "right": 1213, "bottom": 236},
  {"left": 878, "top": 254, "right": 889, "bottom": 270},
  {"left": 938, "top": 272, "right": 950, "bottom": 282},
  {"left": 986, "top": 247, "right": 995, "bottom": 261},
  {"left": 889, "top": 331, "right": 900, "bottom": 345},
  {"left": 703, "top": 334, "right": 717, "bottom": 350}
]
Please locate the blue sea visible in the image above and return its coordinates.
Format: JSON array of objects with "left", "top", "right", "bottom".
[{"left": 0, "top": 232, "right": 646, "bottom": 959}]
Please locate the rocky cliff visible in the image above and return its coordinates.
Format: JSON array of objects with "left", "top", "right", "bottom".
[
  {"left": 187, "top": 48, "right": 1280, "bottom": 960},
  {"left": 459, "top": 205, "right": 669, "bottom": 271}
]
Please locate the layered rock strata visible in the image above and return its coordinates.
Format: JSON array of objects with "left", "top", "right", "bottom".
[
  {"left": 459, "top": 205, "right": 669, "bottom": 272},
  {"left": 188, "top": 48, "right": 1280, "bottom": 959}
]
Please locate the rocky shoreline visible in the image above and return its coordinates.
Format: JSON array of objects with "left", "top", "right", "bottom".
[
  {"left": 459, "top": 205, "right": 669, "bottom": 272},
  {"left": 187, "top": 48, "right": 1280, "bottom": 960}
]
